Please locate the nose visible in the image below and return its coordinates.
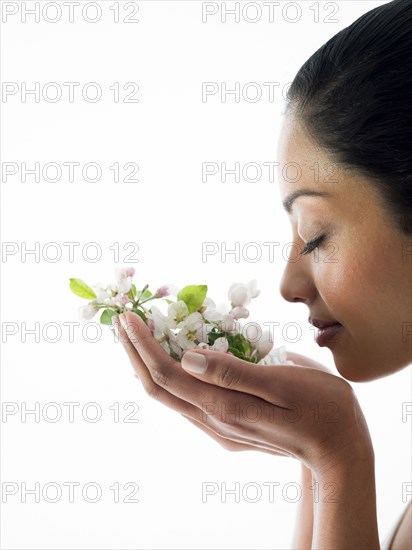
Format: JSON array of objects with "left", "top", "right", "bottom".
[{"left": 278, "top": 248, "right": 316, "bottom": 304}]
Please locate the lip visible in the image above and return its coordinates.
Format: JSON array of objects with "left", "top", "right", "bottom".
[
  {"left": 308, "top": 317, "right": 341, "bottom": 330},
  {"left": 313, "top": 324, "right": 343, "bottom": 347}
]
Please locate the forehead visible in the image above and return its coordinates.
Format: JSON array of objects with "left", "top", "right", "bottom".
[
  {"left": 277, "top": 116, "right": 332, "bottom": 187},
  {"left": 276, "top": 115, "right": 356, "bottom": 208}
]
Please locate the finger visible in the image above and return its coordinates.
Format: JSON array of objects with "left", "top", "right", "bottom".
[
  {"left": 116, "top": 312, "right": 311, "bottom": 448},
  {"left": 117, "top": 311, "right": 242, "bottom": 407},
  {"left": 180, "top": 348, "right": 330, "bottom": 407},
  {"left": 114, "top": 315, "right": 206, "bottom": 422},
  {"left": 181, "top": 415, "right": 290, "bottom": 457},
  {"left": 115, "top": 315, "right": 294, "bottom": 453}
]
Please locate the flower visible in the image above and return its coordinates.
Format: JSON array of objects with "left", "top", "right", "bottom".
[
  {"left": 201, "top": 297, "right": 224, "bottom": 322},
  {"left": 114, "top": 293, "right": 130, "bottom": 307},
  {"left": 154, "top": 283, "right": 180, "bottom": 298},
  {"left": 146, "top": 306, "right": 184, "bottom": 359},
  {"left": 257, "top": 345, "right": 295, "bottom": 366},
  {"left": 155, "top": 285, "right": 170, "bottom": 298},
  {"left": 146, "top": 305, "right": 170, "bottom": 340},
  {"left": 167, "top": 300, "right": 189, "bottom": 328},
  {"left": 197, "top": 342, "right": 210, "bottom": 350},
  {"left": 211, "top": 337, "right": 229, "bottom": 352},
  {"left": 93, "top": 282, "right": 114, "bottom": 305},
  {"left": 176, "top": 312, "right": 212, "bottom": 350},
  {"left": 79, "top": 303, "right": 98, "bottom": 321},
  {"left": 71, "top": 272, "right": 289, "bottom": 367},
  {"left": 229, "top": 306, "right": 249, "bottom": 320},
  {"left": 228, "top": 280, "right": 260, "bottom": 307},
  {"left": 256, "top": 329, "right": 274, "bottom": 358},
  {"left": 217, "top": 314, "right": 236, "bottom": 333},
  {"left": 115, "top": 266, "right": 135, "bottom": 294}
]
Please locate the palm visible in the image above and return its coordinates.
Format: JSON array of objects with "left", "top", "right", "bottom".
[{"left": 182, "top": 350, "right": 333, "bottom": 455}]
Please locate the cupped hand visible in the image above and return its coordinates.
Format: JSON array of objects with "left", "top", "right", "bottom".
[{"left": 113, "top": 312, "right": 373, "bottom": 474}]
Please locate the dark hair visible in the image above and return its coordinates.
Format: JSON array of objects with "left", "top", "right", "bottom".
[{"left": 285, "top": 0, "right": 412, "bottom": 235}]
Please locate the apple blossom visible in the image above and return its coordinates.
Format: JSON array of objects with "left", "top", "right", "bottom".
[
  {"left": 229, "top": 306, "right": 250, "bottom": 320},
  {"left": 167, "top": 300, "right": 190, "bottom": 328},
  {"left": 176, "top": 312, "right": 212, "bottom": 350},
  {"left": 79, "top": 303, "right": 99, "bottom": 322},
  {"left": 115, "top": 266, "right": 135, "bottom": 294},
  {"left": 70, "top": 268, "right": 294, "bottom": 366},
  {"left": 256, "top": 330, "right": 275, "bottom": 357},
  {"left": 228, "top": 279, "right": 260, "bottom": 307},
  {"left": 211, "top": 337, "right": 229, "bottom": 353},
  {"left": 155, "top": 285, "right": 170, "bottom": 298}
]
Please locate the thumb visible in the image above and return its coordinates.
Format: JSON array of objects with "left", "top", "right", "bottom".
[{"left": 180, "top": 348, "right": 302, "bottom": 407}]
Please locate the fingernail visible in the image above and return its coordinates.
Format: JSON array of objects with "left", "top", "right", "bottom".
[
  {"left": 112, "top": 315, "right": 120, "bottom": 338},
  {"left": 119, "top": 313, "right": 128, "bottom": 332},
  {"left": 181, "top": 352, "right": 207, "bottom": 374}
]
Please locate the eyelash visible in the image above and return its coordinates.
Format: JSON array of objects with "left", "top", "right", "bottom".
[{"left": 300, "top": 234, "right": 326, "bottom": 255}]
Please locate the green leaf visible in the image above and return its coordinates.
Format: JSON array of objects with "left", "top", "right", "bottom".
[
  {"left": 177, "top": 285, "right": 208, "bottom": 314},
  {"left": 69, "top": 278, "right": 97, "bottom": 300},
  {"left": 130, "top": 284, "right": 137, "bottom": 298},
  {"left": 136, "top": 289, "right": 152, "bottom": 300},
  {"left": 207, "top": 331, "right": 226, "bottom": 345},
  {"left": 100, "top": 309, "right": 117, "bottom": 325},
  {"left": 227, "top": 346, "right": 246, "bottom": 360},
  {"left": 230, "top": 332, "right": 251, "bottom": 355},
  {"left": 228, "top": 347, "right": 255, "bottom": 363}
]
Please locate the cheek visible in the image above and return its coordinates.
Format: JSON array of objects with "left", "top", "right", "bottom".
[{"left": 314, "top": 237, "right": 392, "bottom": 323}]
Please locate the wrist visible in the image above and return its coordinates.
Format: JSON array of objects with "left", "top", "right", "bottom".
[
  {"left": 312, "top": 438, "right": 375, "bottom": 480},
  {"left": 310, "top": 444, "right": 379, "bottom": 549}
]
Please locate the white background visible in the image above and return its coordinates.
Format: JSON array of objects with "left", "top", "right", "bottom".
[{"left": 1, "top": 1, "right": 411, "bottom": 548}]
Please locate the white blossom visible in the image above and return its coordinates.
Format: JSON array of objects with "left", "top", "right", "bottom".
[
  {"left": 176, "top": 312, "right": 212, "bottom": 351},
  {"left": 211, "top": 337, "right": 229, "bottom": 352},
  {"left": 167, "top": 300, "right": 189, "bottom": 328},
  {"left": 228, "top": 280, "right": 260, "bottom": 307},
  {"left": 257, "top": 345, "right": 296, "bottom": 366},
  {"left": 79, "top": 303, "right": 98, "bottom": 321},
  {"left": 229, "top": 306, "right": 249, "bottom": 320},
  {"left": 256, "top": 329, "right": 274, "bottom": 358},
  {"left": 115, "top": 266, "right": 135, "bottom": 294}
]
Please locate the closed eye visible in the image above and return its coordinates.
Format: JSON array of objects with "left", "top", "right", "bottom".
[{"left": 300, "top": 235, "right": 326, "bottom": 255}]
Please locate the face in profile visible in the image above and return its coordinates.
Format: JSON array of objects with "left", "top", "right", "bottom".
[{"left": 277, "top": 114, "right": 412, "bottom": 382}]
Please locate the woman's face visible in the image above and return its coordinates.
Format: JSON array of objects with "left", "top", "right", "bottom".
[{"left": 277, "top": 114, "right": 411, "bottom": 382}]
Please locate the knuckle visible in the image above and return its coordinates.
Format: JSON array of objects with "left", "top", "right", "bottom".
[
  {"left": 145, "top": 381, "right": 161, "bottom": 401},
  {"left": 218, "top": 363, "right": 241, "bottom": 389},
  {"left": 151, "top": 367, "right": 169, "bottom": 389},
  {"left": 219, "top": 438, "right": 240, "bottom": 452},
  {"left": 221, "top": 411, "right": 240, "bottom": 428},
  {"left": 214, "top": 425, "right": 226, "bottom": 438}
]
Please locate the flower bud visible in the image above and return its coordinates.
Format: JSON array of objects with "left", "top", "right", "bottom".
[{"left": 79, "top": 304, "right": 98, "bottom": 322}]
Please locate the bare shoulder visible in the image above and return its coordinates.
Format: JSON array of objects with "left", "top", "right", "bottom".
[{"left": 390, "top": 500, "right": 412, "bottom": 550}]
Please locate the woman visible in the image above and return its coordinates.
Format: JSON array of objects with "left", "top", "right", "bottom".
[{"left": 112, "top": 0, "right": 411, "bottom": 547}]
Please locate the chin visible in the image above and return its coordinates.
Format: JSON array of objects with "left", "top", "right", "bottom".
[
  {"left": 334, "top": 353, "right": 410, "bottom": 383},
  {"left": 333, "top": 355, "right": 379, "bottom": 383}
]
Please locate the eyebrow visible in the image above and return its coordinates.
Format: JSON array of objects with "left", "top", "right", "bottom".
[{"left": 282, "top": 189, "right": 332, "bottom": 214}]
